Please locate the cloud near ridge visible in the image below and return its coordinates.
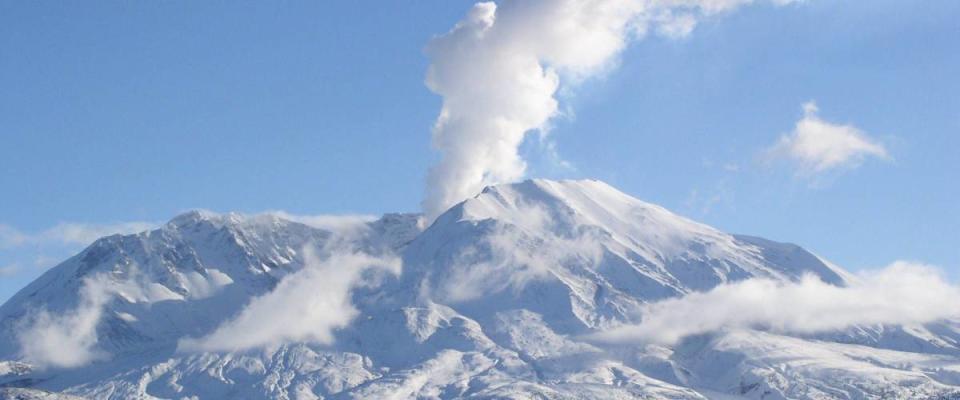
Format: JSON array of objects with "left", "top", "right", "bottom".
[
  {"left": 0, "top": 221, "right": 156, "bottom": 248},
  {"left": 0, "top": 263, "right": 19, "bottom": 277},
  {"left": 265, "top": 211, "right": 377, "bottom": 237},
  {"left": 766, "top": 101, "right": 888, "bottom": 175},
  {"left": 0, "top": 221, "right": 156, "bottom": 279},
  {"left": 16, "top": 275, "right": 114, "bottom": 368},
  {"left": 178, "top": 247, "right": 401, "bottom": 353},
  {"left": 14, "top": 265, "right": 226, "bottom": 369},
  {"left": 590, "top": 261, "right": 960, "bottom": 345},
  {"left": 421, "top": 0, "right": 803, "bottom": 220},
  {"left": 432, "top": 203, "right": 604, "bottom": 303}
]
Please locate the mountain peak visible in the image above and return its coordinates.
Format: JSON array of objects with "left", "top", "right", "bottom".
[
  {"left": 479, "top": 178, "right": 623, "bottom": 201},
  {"left": 165, "top": 209, "right": 289, "bottom": 231},
  {"left": 449, "top": 178, "right": 726, "bottom": 260},
  {"left": 467, "top": 178, "right": 677, "bottom": 221},
  {"left": 166, "top": 209, "right": 222, "bottom": 227},
  {"left": 404, "top": 178, "right": 847, "bottom": 332}
]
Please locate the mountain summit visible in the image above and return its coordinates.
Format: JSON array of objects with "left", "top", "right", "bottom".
[{"left": 1, "top": 179, "right": 958, "bottom": 399}]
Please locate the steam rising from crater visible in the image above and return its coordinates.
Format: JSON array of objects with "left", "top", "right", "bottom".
[{"left": 422, "top": 0, "right": 801, "bottom": 219}]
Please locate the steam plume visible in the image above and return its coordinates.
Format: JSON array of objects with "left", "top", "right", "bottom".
[{"left": 422, "top": 0, "right": 800, "bottom": 219}]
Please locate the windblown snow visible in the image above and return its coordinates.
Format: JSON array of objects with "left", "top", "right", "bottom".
[{"left": 2, "top": 179, "right": 960, "bottom": 400}]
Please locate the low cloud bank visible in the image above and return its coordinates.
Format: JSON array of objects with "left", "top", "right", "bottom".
[
  {"left": 0, "top": 221, "right": 155, "bottom": 249},
  {"left": 0, "top": 263, "right": 19, "bottom": 277},
  {"left": 16, "top": 276, "right": 113, "bottom": 368},
  {"left": 592, "top": 261, "right": 960, "bottom": 345},
  {"left": 1, "top": 221, "right": 155, "bottom": 279},
  {"left": 266, "top": 211, "right": 377, "bottom": 236},
  {"left": 178, "top": 248, "right": 401, "bottom": 352},
  {"left": 14, "top": 265, "right": 230, "bottom": 369}
]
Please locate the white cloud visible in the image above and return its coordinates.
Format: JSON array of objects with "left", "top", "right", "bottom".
[
  {"left": 684, "top": 179, "right": 733, "bottom": 216},
  {"left": 767, "top": 101, "right": 888, "bottom": 175},
  {"left": 13, "top": 267, "right": 196, "bottom": 368},
  {"left": 266, "top": 211, "right": 376, "bottom": 236},
  {"left": 0, "top": 263, "right": 20, "bottom": 277},
  {"left": 16, "top": 275, "right": 113, "bottom": 368},
  {"left": 0, "top": 224, "right": 28, "bottom": 248},
  {"left": 1, "top": 221, "right": 155, "bottom": 281},
  {"left": 421, "top": 0, "right": 802, "bottom": 220},
  {"left": 0, "top": 221, "right": 155, "bottom": 248},
  {"left": 654, "top": 11, "right": 698, "bottom": 38},
  {"left": 39, "top": 222, "right": 155, "bottom": 245},
  {"left": 177, "top": 247, "right": 401, "bottom": 353},
  {"left": 591, "top": 261, "right": 960, "bottom": 345},
  {"left": 32, "top": 255, "right": 62, "bottom": 271}
]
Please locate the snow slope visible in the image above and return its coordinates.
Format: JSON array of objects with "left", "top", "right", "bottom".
[{"left": 1, "top": 179, "right": 959, "bottom": 399}]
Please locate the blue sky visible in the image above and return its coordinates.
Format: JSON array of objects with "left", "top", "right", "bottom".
[{"left": 1, "top": 0, "right": 957, "bottom": 303}]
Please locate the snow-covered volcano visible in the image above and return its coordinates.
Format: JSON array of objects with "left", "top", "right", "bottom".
[{"left": 2, "top": 179, "right": 959, "bottom": 399}]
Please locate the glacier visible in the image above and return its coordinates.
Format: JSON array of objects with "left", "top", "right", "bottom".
[{"left": 2, "top": 179, "right": 960, "bottom": 399}]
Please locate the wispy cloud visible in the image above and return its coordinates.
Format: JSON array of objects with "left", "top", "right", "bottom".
[
  {"left": 0, "top": 224, "right": 28, "bottom": 248},
  {"left": 16, "top": 274, "right": 113, "bottom": 368},
  {"left": 40, "top": 222, "right": 156, "bottom": 246},
  {"left": 0, "top": 221, "right": 155, "bottom": 249},
  {"left": 178, "top": 247, "right": 400, "bottom": 353},
  {"left": 766, "top": 101, "right": 889, "bottom": 175},
  {"left": 430, "top": 202, "right": 602, "bottom": 303},
  {"left": 265, "top": 211, "right": 376, "bottom": 236},
  {"left": 15, "top": 262, "right": 234, "bottom": 368},
  {"left": 0, "top": 263, "right": 20, "bottom": 277},
  {"left": 590, "top": 261, "right": 959, "bottom": 345},
  {"left": 31, "top": 255, "right": 63, "bottom": 271},
  {"left": 0, "top": 221, "right": 156, "bottom": 279}
]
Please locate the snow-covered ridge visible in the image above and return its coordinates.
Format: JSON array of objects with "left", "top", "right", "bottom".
[
  {"left": 412, "top": 179, "right": 847, "bottom": 313},
  {"left": 1, "top": 179, "right": 958, "bottom": 399}
]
